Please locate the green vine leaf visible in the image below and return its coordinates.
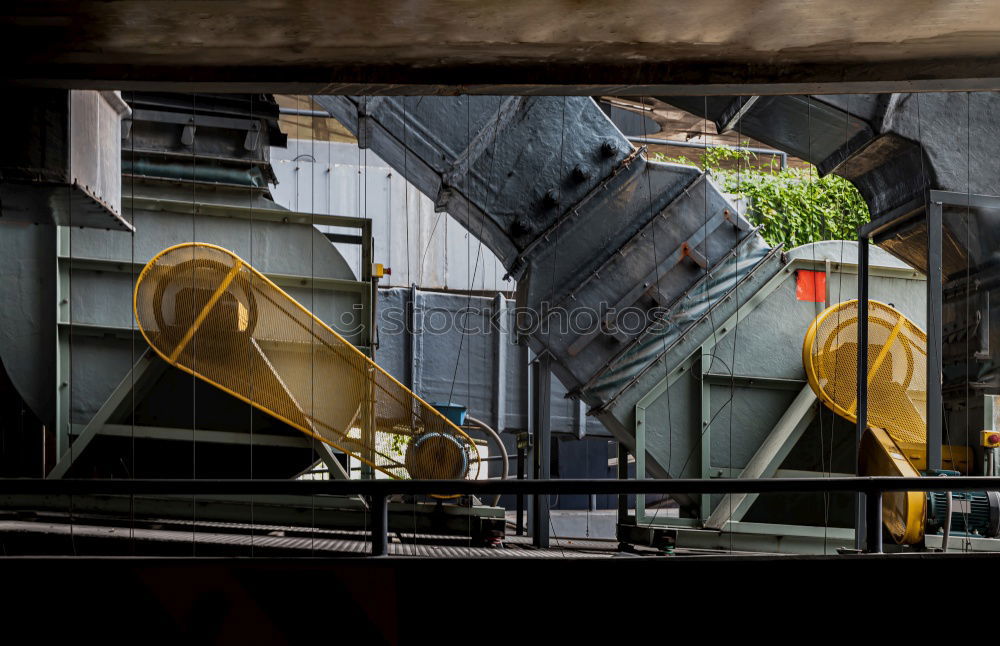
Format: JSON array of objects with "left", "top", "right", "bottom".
[{"left": 654, "top": 148, "right": 870, "bottom": 247}]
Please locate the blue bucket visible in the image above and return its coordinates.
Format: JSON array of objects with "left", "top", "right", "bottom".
[{"left": 429, "top": 402, "right": 467, "bottom": 426}]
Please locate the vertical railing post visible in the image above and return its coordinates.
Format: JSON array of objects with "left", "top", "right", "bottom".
[
  {"left": 531, "top": 354, "right": 552, "bottom": 549},
  {"left": 856, "top": 233, "right": 870, "bottom": 551},
  {"left": 370, "top": 494, "right": 388, "bottom": 556},
  {"left": 617, "top": 441, "right": 629, "bottom": 527},
  {"left": 927, "top": 199, "right": 944, "bottom": 472},
  {"left": 515, "top": 432, "right": 527, "bottom": 536},
  {"left": 865, "top": 487, "right": 883, "bottom": 554}
]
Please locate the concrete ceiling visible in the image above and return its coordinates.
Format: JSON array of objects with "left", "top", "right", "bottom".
[{"left": 6, "top": 1, "right": 1000, "bottom": 93}]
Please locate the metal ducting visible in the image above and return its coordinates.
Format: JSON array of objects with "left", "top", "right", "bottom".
[{"left": 313, "top": 95, "right": 786, "bottom": 483}]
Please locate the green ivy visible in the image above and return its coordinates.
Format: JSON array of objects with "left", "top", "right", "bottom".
[{"left": 654, "top": 148, "right": 870, "bottom": 248}]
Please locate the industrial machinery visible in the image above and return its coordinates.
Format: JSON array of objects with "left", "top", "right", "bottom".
[
  {"left": 0, "top": 92, "right": 506, "bottom": 547},
  {"left": 315, "top": 93, "right": 1000, "bottom": 553},
  {"left": 659, "top": 93, "right": 1000, "bottom": 467},
  {"left": 4, "top": 89, "right": 1000, "bottom": 555},
  {"left": 804, "top": 298, "right": 1000, "bottom": 545},
  {"left": 133, "top": 241, "right": 480, "bottom": 481}
]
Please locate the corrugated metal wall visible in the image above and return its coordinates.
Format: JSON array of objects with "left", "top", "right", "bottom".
[{"left": 271, "top": 139, "right": 512, "bottom": 292}]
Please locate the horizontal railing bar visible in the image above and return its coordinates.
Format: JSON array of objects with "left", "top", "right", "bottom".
[{"left": 4, "top": 477, "right": 1000, "bottom": 497}]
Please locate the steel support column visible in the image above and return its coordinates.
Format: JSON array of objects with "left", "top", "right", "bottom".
[
  {"left": 515, "top": 433, "right": 527, "bottom": 536},
  {"left": 531, "top": 354, "right": 552, "bottom": 548},
  {"left": 370, "top": 494, "right": 388, "bottom": 556},
  {"left": 927, "top": 200, "right": 944, "bottom": 471},
  {"left": 617, "top": 441, "right": 628, "bottom": 527},
  {"left": 856, "top": 234, "right": 870, "bottom": 551},
  {"left": 865, "top": 489, "right": 883, "bottom": 553}
]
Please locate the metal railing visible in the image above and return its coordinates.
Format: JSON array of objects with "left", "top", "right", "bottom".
[{"left": 4, "top": 476, "right": 1000, "bottom": 555}]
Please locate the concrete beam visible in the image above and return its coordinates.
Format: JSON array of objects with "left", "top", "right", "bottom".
[{"left": 6, "top": 1, "right": 1000, "bottom": 92}]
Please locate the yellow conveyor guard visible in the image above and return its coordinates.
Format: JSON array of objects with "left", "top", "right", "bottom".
[
  {"left": 802, "top": 299, "right": 969, "bottom": 544},
  {"left": 134, "top": 242, "right": 480, "bottom": 481}
]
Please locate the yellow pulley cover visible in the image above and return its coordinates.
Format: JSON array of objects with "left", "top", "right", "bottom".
[
  {"left": 802, "top": 299, "right": 925, "bottom": 544},
  {"left": 133, "top": 242, "right": 480, "bottom": 480}
]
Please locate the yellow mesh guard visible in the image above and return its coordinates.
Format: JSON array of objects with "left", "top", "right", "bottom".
[
  {"left": 133, "top": 242, "right": 480, "bottom": 480},
  {"left": 803, "top": 300, "right": 927, "bottom": 447},
  {"left": 802, "top": 299, "right": 926, "bottom": 544}
]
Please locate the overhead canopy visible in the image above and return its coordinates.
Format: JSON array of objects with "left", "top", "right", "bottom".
[{"left": 5, "top": 1, "right": 1000, "bottom": 92}]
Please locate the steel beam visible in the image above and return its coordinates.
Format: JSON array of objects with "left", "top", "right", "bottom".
[
  {"left": 48, "top": 350, "right": 166, "bottom": 479},
  {"left": 704, "top": 385, "right": 818, "bottom": 529},
  {"left": 313, "top": 443, "right": 352, "bottom": 481}
]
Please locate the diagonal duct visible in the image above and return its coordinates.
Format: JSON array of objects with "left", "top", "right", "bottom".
[{"left": 313, "top": 95, "right": 781, "bottom": 480}]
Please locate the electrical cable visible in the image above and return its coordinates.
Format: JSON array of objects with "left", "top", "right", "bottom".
[
  {"left": 308, "top": 95, "right": 316, "bottom": 555},
  {"left": 189, "top": 93, "right": 197, "bottom": 555},
  {"left": 638, "top": 97, "right": 679, "bottom": 532},
  {"left": 68, "top": 121, "right": 76, "bottom": 556},
  {"left": 129, "top": 90, "right": 136, "bottom": 553},
  {"left": 962, "top": 91, "right": 973, "bottom": 551}
]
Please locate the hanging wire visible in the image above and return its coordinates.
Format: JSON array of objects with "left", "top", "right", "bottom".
[
  {"left": 403, "top": 101, "right": 411, "bottom": 285},
  {"left": 640, "top": 97, "right": 679, "bottom": 532},
  {"left": 402, "top": 97, "right": 419, "bottom": 550},
  {"left": 128, "top": 90, "right": 137, "bottom": 553},
  {"left": 191, "top": 93, "right": 198, "bottom": 555},
  {"left": 67, "top": 124, "right": 77, "bottom": 556},
  {"left": 361, "top": 107, "right": 371, "bottom": 549},
  {"left": 697, "top": 96, "right": 740, "bottom": 546},
  {"left": 248, "top": 94, "right": 257, "bottom": 557},
  {"left": 446, "top": 97, "right": 502, "bottom": 403},
  {"left": 823, "top": 93, "right": 854, "bottom": 554},
  {"left": 829, "top": 94, "right": 850, "bottom": 550},
  {"left": 804, "top": 94, "right": 831, "bottom": 552},
  {"left": 544, "top": 97, "right": 569, "bottom": 555},
  {"left": 726, "top": 93, "right": 747, "bottom": 554},
  {"left": 308, "top": 94, "right": 318, "bottom": 555},
  {"left": 962, "top": 91, "right": 973, "bottom": 551},
  {"left": 467, "top": 97, "right": 473, "bottom": 550}
]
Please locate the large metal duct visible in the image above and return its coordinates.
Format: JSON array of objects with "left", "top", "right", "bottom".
[{"left": 313, "top": 96, "right": 781, "bottom": 482}]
